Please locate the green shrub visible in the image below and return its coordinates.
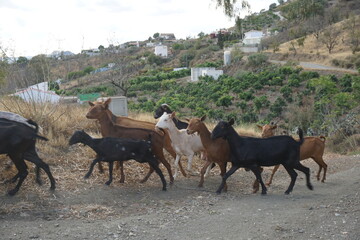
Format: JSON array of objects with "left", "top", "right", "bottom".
[{"left": 247, "top": 53, "right": 269, "bottom": 68}]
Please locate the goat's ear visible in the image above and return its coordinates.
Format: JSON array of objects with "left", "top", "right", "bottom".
[
  {"left": 229, "top": 118, "right": 235, "bottom": 126},
  {"left": 271, "top": 125, "right": 278, "bottom": 129},
  {"left": 162, "top": 104, "right": 169, "bottom": 111},
  {"left": 170, "top": 111, "right": 176, "bottom": 119},
  {"left": 184, "top": 118, "right": 190, "bottom": 122},
  {"left": 105, "top": 98, "right": 111, "bottom": 105},
  {"left": 104, "top": 98, "right": 111, "bottom": 109},
  {"left": 256, "top": 124, "right": 263, "bottom": 130},
  {"left": 88, "top": 101, "right": 95, "bottom": 107},
  {"left": 200, "top": 115, "right": 206, "bottom": 122}
]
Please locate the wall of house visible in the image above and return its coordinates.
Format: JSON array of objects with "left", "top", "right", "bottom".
[{"left": 155, "top": 46, "right": 168, "bottom": 57}]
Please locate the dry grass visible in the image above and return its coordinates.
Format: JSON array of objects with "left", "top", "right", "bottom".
[{"left": 265, "top": 19, "right": 358, "bottom": 67}]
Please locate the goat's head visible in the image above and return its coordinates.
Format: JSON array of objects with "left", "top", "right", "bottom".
[
  {"left": 155, "top": 112, "right": 176, "bottom": 130},
  {"left": 86, "top": 98, "right": 111, "bottom": 119},
  {"left": 69, "top": 130, "right": 88, "bottom": 145},
  {"left": 186, "top": 115, "right": 206, "bottom": 135},
  {"left": 154, "top": 103, "right": 172, "bottom": 119},
  {"left": 257, "top": 123, "right": 277, "bottom": 138},
  {"left": 211, "top": 119, "right": 234, "bottom": 140}
]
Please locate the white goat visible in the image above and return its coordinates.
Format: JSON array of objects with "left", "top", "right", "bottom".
[{"left": 156, "top": 112, "right": 206, "bottom": 178}]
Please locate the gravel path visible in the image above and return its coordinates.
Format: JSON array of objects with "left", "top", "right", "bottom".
[{"left": 0, "top": 154, "right": 359, "bottom": 240}]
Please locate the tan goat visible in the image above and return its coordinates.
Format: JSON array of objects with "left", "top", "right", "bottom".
[{"left": 257, "top": 123, "right": 328, "bottom": 187}]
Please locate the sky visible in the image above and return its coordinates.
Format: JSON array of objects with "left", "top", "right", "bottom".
[{"left": 0, "top": 0, "right": 277, "bottom": 57}]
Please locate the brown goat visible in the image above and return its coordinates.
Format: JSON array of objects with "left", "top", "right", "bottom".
[
  {"left": 257, "top": 124, "right": 328, "bottom": 187},
  {"left": 86, "top": 99, "right": 178, "bottom": 184},
  {"left": 186, "top": 116, "right": 231, "bottom": 191}
]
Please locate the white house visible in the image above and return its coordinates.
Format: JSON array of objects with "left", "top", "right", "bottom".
[
  {"left": 243, "top": 30, "right": 264, "bottom": 45},
  {"left": 155, "top": 45, "right": 168, "bottom": 57},
  {"left": 12, "top": 82, "right": 61, "bottom": 103},
  {"left": 190, "top": 67, "right": 223, "bottom": 82}
]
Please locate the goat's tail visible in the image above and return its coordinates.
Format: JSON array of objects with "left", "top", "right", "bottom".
[
  {"left": 27, "top": 119, "right": 39, "bottom": 132},
  {"left": 298, "top": 128, "right": 304, "bottom": 145},
  {"left": 35, "top": 134, "right": 48, "bottom": 141},
  {"left": 319, "top": 136, "right": 326, "bottom": 142}
]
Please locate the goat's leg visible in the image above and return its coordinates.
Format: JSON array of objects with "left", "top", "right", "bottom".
[
  {"left": 173, "top": 155, "right": 181, "bottom": 179},
  {"left": 4, "top": 172, "right": 21, "bottom": 184},
  {"left": 158, "top": 151, "right": 175, "bottom": 185},
  {"left": 252, "top": 167, "right": 263, "bottom": 193},
  {"left": 164, "top": 134, "right": 187, "bottom": 177},
  {"left": 118, "top": 161, "right": 125, "bottom": 183},
  {"left": 187, "top": 154, "right": 196, "bottom": 175},
  {"left": 282, "top": 165, "right": 298, "bottom": 195},
  {"left": 24, "top": 149, "right": 56, "bottom": 190},
  {"left": 35, "top": 166, "right": 42, "bottom": 185},
  {"left": 250, "top": 167, "right": 267, "bottom": 195},
  {"left": 198, "top": 161, "right": 213, "bottom": 188},
  {"left": 148, "top": 161, "right": 167, "bottom": 191},
  {"left": 219, "top": 162, "right": 228, "bottom": 192},
  {"left": 266, "top": 165, "right": 280, "bottom": 186},
  {"left": 293, "top": 162, "right": 313, "bottom": 191},
  {"left": 105, "top": 162, "right": 114, "bottom": 185},
  {"left": 84, "top": 158, "right": 101, "bottom": 179},
  {"left": 140, "top": 165, "right": 153, "bottom": 183},
  {"left": 216, "top": 164, "right": 239, "bottom": 194},
  {"left": 313, "top": 157, "right": 327, "bottom": 182},
  {"left": 8, "top": 154, "right": 28, "bottom": 196}
]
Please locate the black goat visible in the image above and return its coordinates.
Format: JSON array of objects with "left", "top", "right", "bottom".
[
  {"left": 69, "top": 130, "right": 167, "bottom": 191},
  {"left": 0, "top": 118, "right": 56, "bottom": 195},
  {"left": 154, "top": 104, "right": 188, "bottom": 129},
  {"left": 211, "top": 119, "right": 313, "bottom": 195}
]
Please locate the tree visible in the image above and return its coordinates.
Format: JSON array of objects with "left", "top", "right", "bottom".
[
  {"left": 280, "top": 0, "right": 327, "bottom": 22},
  {"left": 269, "top": 3, "right": 277, "bottom": 11},
  {"left": 320, "top": 25, "right": 340, "bottom": 54},
  {"left": 28, "top": 54, "right": 51, "bottom": 83},
  {"left": 213, "top": 0, "right": 249, "bottom": 18},
  {"left": 153, "top": 32, "right": 160, "bottom": 39},
  {"left": 98, "top": 45, "right": 105, "bottom": 51},
  {"left": 16, "top": 56, "right": 29, "bottom": 66},
  {"left": 235, "top": 16, "right": 243, "bottom": 38},
  {"left": 344, "top": 15, "right": 360, "bottom": 54}
]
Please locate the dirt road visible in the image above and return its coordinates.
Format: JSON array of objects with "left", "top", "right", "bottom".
[{"left": 1, "top": 154, "right": 359, "bottom": 240}]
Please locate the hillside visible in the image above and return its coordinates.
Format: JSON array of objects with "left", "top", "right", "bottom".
[{"left": 0, "top": 0, "right": 359, "bottom": 154}]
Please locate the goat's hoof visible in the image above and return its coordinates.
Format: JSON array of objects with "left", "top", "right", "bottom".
[
  {"left": 83, "top": 175, "right": 90, "bottom": 179},
  {"left": 162, "top": 188, "right": 167, "bottom": 191},
  {"left": 198, "top": 184, "right": 203, "bottom": 188},
  {"left": 252, "top": 189, "right": 259, "bottom": 194},
  {"left": 139, "top": 179, "right": 147, "bottom": 183},
  {"left": 307, "top": 184, "right": 313, "bottom": 190},
  {"left": 7, "top": 189, "right": 18, "bottom": 196},
  {"left": 284, "top": 191, "right": 291, "bottom": 195},
  {"left": 105, "top": 181, "right": 112, "bottom": 186},
  {"left": 261, "top": 191, "right": 267, "bottom": 195},
  {"left": 36, "top": 179, "right": 43, "bottom": 186},
  {"left": 216, "top": 190, "right": 222, "bottom": 195},
  {"left": 119, "top": 179, "right": 125, "bottom": 184}
]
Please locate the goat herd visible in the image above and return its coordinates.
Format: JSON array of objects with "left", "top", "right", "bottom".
[{"left": 0, "top": 98, "right": 328, "bottom": 197}]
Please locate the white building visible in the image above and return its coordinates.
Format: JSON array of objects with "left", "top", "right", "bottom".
[
  {"left": 243, "top": 30, "right": 264, "bottom": 45},
  {"left": 191, "top": 67, "right": 223, "bottom": 82},
  {"left": 155, "top": 45, "right": 168, "bottom": 57},
  {"left": 12, "top": 82, "right": 61, "bottom": 103}
]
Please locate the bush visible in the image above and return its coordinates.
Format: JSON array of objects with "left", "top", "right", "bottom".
[{"left": 247, "top": 53, "right": 269, "bottom": 68}]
